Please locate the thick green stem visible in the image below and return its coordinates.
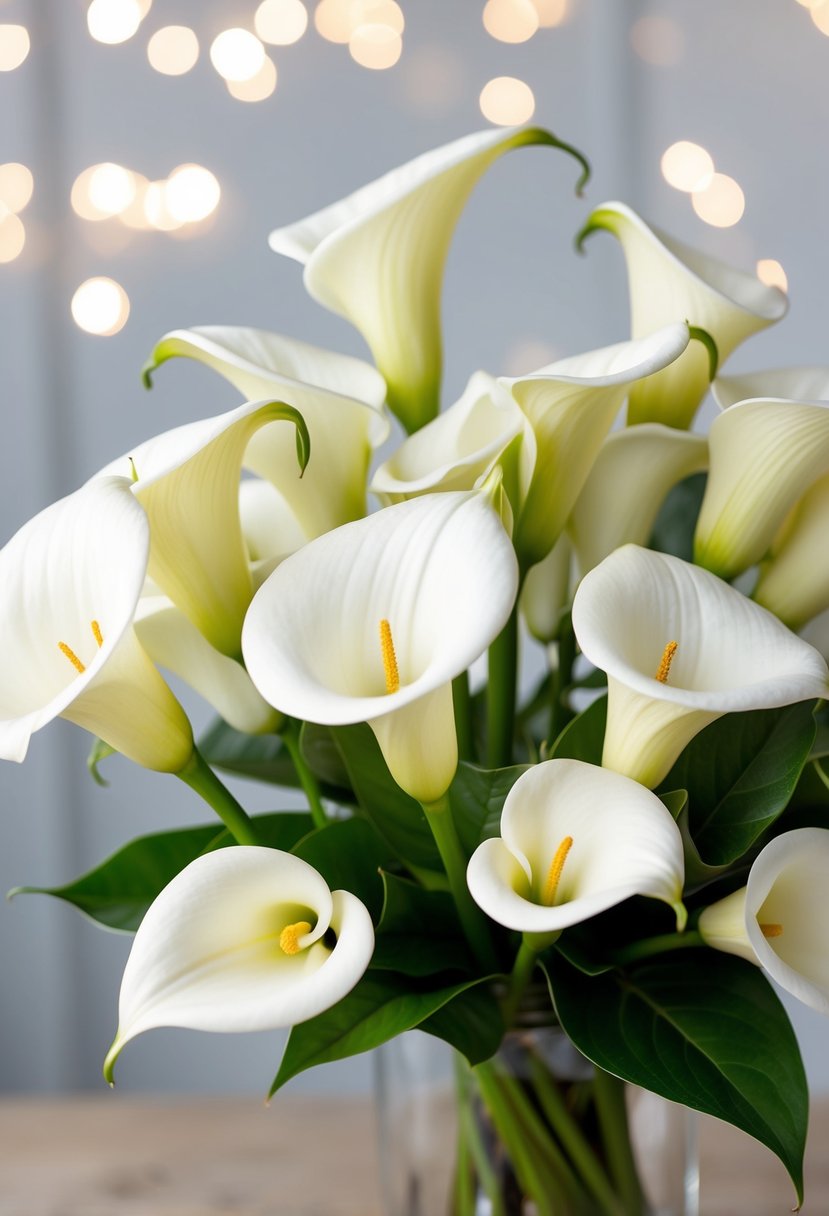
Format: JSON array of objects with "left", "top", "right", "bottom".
[
  {"left": 453, "top": 671, "right": 476, "bottom": 763},
  {"left": 281, "top": 720, "right": 328, "bottom": 830},
  {"left": 487, "top": 605, "right": 519, "bottom": 768},
  {"left": 613, "top": 929, "right": 704, "bottom": 966},
  {"left": 422, "top": 793, "right": 497, "bottom": 972},
  {"left": 501, "top": 938, "right": 540, "bottom": 1027},
  {"left": 454, "top": 1057, "right": 506, "bottom": 1216},
  {"left": 593, "top": 1068, "right": 646, "bottom": 1216},
  {"left": 549, "top": 611, "right": 577, "bottom": 747},
  {"left": 177, "top": 748, "right": 260, "bottom": 845}
]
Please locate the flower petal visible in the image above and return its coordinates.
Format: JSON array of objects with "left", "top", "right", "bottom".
[
  {"left": 713, "top": 367, "right": 829, "bottom": 410},
  {"left": 520, "top": 532, "right": 573, "bottom": 643}
]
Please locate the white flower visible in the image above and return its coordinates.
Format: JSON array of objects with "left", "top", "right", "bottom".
[
  {"left": 104, "top": 847, "right": 375, "bottom": 1082},
  {"left": 467, "top": 759, "right": 685, "bottom": 933},
  {"left": 571, "top": 545, "right": 828, "bottom": 788},
  {"left": 699, "top": 829, "right": 829, "bottom": 1016},
  {"left": 713, "top": 367, "right": 829, "bottom": 410},
  {"left": 0, "top": 478, "right": 193, "bottom": 772},
  {"left": 520, "top": 532, "right": 573, "bottom": 644},
  {"left": 753, "top": 472, "right": 829, "bottom": 630}
]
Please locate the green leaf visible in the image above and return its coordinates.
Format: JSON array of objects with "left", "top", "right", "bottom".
[
  {"left": 548, "top": 695, "right": 607, "bottom": 765},
  {"left": 299, "top": 721, "right": 352, "bottom": 790},
  {"left": 545, "top": 952, "right": 808, "bottom": 1205},
  {"left": 648, "top": 471, "right": 707, "bottom": 563},
  {"left": 199, "top": 718, "right": 300, "bottom": 785},
  {"left": 420, "top": 983, "right": 504, "bottom": 1065},
  {"left": 204, "top": 811, "right": 315, "bottom": 853},
  {"left": 449, "top": 762, "right": 530, "bottom": 856},
  {"left": 372, "top": 872, "right": 471, "bottom": 977},
  {"left": 291, "top": 818, "right": 387, "bottom": 922},
  {"left": 660, "top": 702, "right": 817, "bottom": 866}
]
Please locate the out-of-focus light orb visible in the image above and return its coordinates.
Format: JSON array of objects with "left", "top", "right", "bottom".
[
  {"left": 0, "top": 210, "right": 25, "bottom": 262},
  {"left": 810, "top": 2, "right": 829, "bottom": 34},
  {"left": 354, "top": 1, "right": 404, "bottom": 33},
  {"left": 147, "top": 25, "right": 199, "bottom": 75},
  {"left": 530, "top": 0, "right": 567, "bottom": 26},
  {"left": 660, "top": 141, "right": 715, "bottom": 193},
  {"left": 503, "top": 338, "right": 559, "bottom": 376},
  {"left": 483, "top": 0, "right": 539, "bottom": 43},
  {"left": 88, "top": 162, "right": 136, "bottom": 215},
  {"left": 255, "top": 0, "right": 308, "bottom": 45},
  {"left": 692, "top": 173, "right": 745, "bottom": 228},
  {"left": 210, "top": 28, "right": 266, "bottom": 82},
  {"left": 314, "top": 0, "right": 353, "bottom": 43},
  {"left": 629, "top": 15, "right": 684, "bottom": 66},
  {"left": 402, "top": 44, "right": 463, "bottom": 112},
  {"left": 479, "top": 76, "right": 536, "bottom": 126},
  {"left": 144, "top": 180, "right": 183, "bottom": 231},
  {"left": 0, "top": 163, "right": 33, "bottom": 213},
  {"left": 0, "top": 24, "right": 30, "bottom": 70},
  {"left": 136, "top": 0, "right": 152, "bottom": 15},
  {"left": 163, "top": 164, "right": 221, "bottom": 223},
  {"left": 757, "top": 259, "right": 788, "bottom": 293},
  {"left": 349, "top": 23, "right": 402, "bottom": 69},
  {"left": 71, "top": 277, "right": 130, "bottom": 336},
  {"left": 117, "top": 174, "right": 152, "bottom": 229},
  {"left": 87, "top": 0, "right": 142, "bottom": 45},
  {"left": 227, "top": 54, "right": 277, "bottom": 100}
]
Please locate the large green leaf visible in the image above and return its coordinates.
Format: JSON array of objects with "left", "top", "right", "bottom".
[
  {"left": 548, "top": 695, "right": 607, "bottom": 765},
  {"left": 299, "top": 721, "right": 352, "bottom": 790},
  {"left": 199, "top": 717, "right": 300, "bottom": 785},
  {"left": 420, "top": 983, "right": 504, "bottom": 1065},
  {"left": 660, "top": 702, "right": 817, "bottom": 866},
  {"left": 291, "top": 818, "right": 388, "bottom": 922},
  {"left": 372, "top": 872, "right": 471, "bottom": 977},
  {"left": 449, "top": 762, "right": 530, "bottom": 856},
  {"left": 546, "top": 952, "right": 808, "bottom": 1204},
  {"left": 649, "top": 471, "right": 707, "bottom": 562}
]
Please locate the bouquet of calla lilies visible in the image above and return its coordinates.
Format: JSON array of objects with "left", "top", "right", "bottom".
[{"left": 7, "top": 125, "right": 829, "bottom": 1214}]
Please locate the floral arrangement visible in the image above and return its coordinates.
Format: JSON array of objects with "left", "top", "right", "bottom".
[{"left": 6, "top": 125, "right": 829, "bottom": 1214}]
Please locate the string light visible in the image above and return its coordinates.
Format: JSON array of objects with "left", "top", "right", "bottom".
[
  {"left": 479, "top": 76, "right": 535, "bottom": 125},
  {"left": 210, "top": 28, "right": 266, "bottom": 82},
  {"left": 349, "top": 23, "right": 402, "bottom": 68},
  {"left": 163, "top": 165, "right": 221, "bottom": 223},
  {"left": 71, "top": 277, "right": 130, "bottom": 335},
  {"left": 0, "top": 24, "right": 30, "bottom": 70},
  {"left": 227, "top": 55, "right": 277, "bottom": 100},
  {"left": 692, "top": 173, "right": 745, "bottom": 227},
  {"left": 661, "top": 141, "right": 715, "bottom": 193},
  {"left": 483, "top": 0, "right": 539, "bottom": 44},
  {"left": 147, "top": 26, "right": 199, "bottom": 75},
  {"left": 255, "top": 0, "right": 309, "bottom": 45},
  {"left": 0, "top": 164, "right": 33, "bottom": 214},
  {"left": 143, "top": 181, "right": 184, "bottom": 231},
  {"left": 0, "top": 210, "right": 25, "bottom": 263},
  {"left": 757, "top": 259, "right": 788, "bottom": 293},
  {"left": 86, "top": 0, "right": 143, "bottom": 45}
]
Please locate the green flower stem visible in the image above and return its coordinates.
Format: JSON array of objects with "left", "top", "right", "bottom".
[
  {"left": 487, "top": 604, "right": 519, "bottom": 768},
  {"left": 422, "top": 793, "right": 497, "bottom": 972},
  {"left": 549, "top": 611, "right": 577, "bottom": 747},
  {"left": 177, "top": 748, "right": 260, "bottom": 846},
  {"left": 613, "top": 929, "right": 704, "bottom": 966},
  {"left": 452, "top": 1112, "right": 476, "bottom": 1216},
  {"left": 593, "top": 1068, "right": 646, "bottom": 1216},
  {"left": 281, "top": 720, "right": 328, "bottom": 830},
  {"left": 454, "top": 1056, "right": 506, "bottom": 1216},
  {"left": 501, "top": 937, "right": 541, "bottom": 1027},
  {"left": 452, "top": 671, "right": 476, "bottom": 762}
]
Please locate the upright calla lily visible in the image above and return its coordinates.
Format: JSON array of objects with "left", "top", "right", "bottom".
[
  {"left": 268, "top": 127, "right": 589, "bottom": 434},
  {"left": 242, "top": 491, "right": 519, "bottom": 803},
  {"left": 752, "top": 472, "right": 829, "bottom": 630},
  {"left": 144, "top": 327, "right": 388, "bottom": 539},
  {"left": 104, "top": 847, "right": 375, "bottom": 1082},
  {"left": 578, "top": 202, "right": 787, "bottom": 429},
  {"left": 0, "top": 477, "right": 193, "bottom": 772},
  {"left": 713, "top": 366, "right": 829, "bottom": 410},
  {"left": 572, "top": 545, "right": 828, "bottom": 788},
  {"left": 467, "top": 759, "right": 685, "bottom": 933},
  {"left": 699, "top": 829, "right": 829, "bottom": 1016}
]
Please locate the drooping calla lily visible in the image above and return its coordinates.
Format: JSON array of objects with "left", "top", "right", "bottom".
[
  {"left": 567, "top": 424, "right": 708, "bottom": 578},
  {"left": 693, "top": 398, "right": 829, "bottom": 581},
  {"left": 571, "top": 545, "right": 828, "bottom": 789},
  {"left": 268, "top": 127, "right": 590, "bottom": 434},
  {"left": 97, "top": 397, "right": 310, "bottom": 658},
  {"left": 520, "top": 532, "right": 573, "bottom": 644},
  {"left": 698, "top": 829, "right": 829, "bottom": 1016},
  {"left": 713, "top": 366, "right": 829, "bottom": 410},
  {"left": 144, "top": 326, "right": 389, "bottom": 540},
  {"left": 242, "top": 490, "right": 519, "bottom": 804},
  {"left": 0, "top": 477, "right": 193, "bottom": 772},
  {"left": 104, "top": 847, "right": 375, "bottom": 1082},
  {"left": 577, "top": 202, "right": 787, "bottom": 429},
  {"left": 467, "top": 758, "right": 685, "bottom": 933}
]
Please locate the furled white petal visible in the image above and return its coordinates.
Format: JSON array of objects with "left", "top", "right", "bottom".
[
  {"left": 572, "top": 545, "right": 828, "bottom": 787},
  {"left": 269, "top": 127, "right": 589, "bottom": 434},
  {"left": 0, "top": 478, "right": 192, "bottom": 772},
  {"left": 146, "top": 327, "right": 389, "bottom": 539},
  {"left": 753, "top": 473, "right": 829, "bottom": 629},
  {"left": 579, "top": 203, "right": 787, "bottom": 429},
  {"left": 694, "top": 398, "right": 829, "bottom": 580},
  {"left": 568, "top": 425, "right": 708, "bottom": 577},
  {"left": 467, "top": 759, "right": 684, "bottom": 932},
  {"left": 239, "top": 478, "right": 308, "bottom": 566},
  {"left": 369, "top": 682, "right": 457, "bottom": 805},
  {"left": 521, "top": 532, "right": 573, "bottom": 644},
  {"left": 713, "top": 367, "right": 829, "bottom": 410},
  {"left": 105, "top": 847, "right": 375, "bottom": 1080}
]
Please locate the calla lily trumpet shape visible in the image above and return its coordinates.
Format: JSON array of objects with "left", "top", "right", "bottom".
[
  {"left": 466, "top": 759, "right": 685, "bottom": 933},
  {"left": 520, "top": 532, "right": 573, "bottom": 644},
  {"left": 0, "top": 477, "right": 193, "bottom": 772},
  {"left": 578, "top": 203, "right": 787, "bottom": 429},
  {"left": 699, "top": 829, "right": 829, "bottom": 1016},
  {"left": 713, "top": 366, "right": 829, "bottom": 410},
  {"left": 268, "top": 127, "right": 589, "bottom": 434},
  {"left": 242, "top": 491, "right": 519, "bottom": 803},
  {"left": 104, "top": 847, "right": 375, "bottom": 1081},
  {"left": 572, "top": 545, "right": 828, "bottom": 789},
  {"left": 752, "top": 472, "right": 829, "bottom": 630},
  {"left": 144, "top": 327, "right": 388, "bottom": 540}
]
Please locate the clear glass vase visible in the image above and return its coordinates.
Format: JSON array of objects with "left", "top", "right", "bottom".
[{"left": 376, "top": 1017, "right": 699, "bottom": 1216}]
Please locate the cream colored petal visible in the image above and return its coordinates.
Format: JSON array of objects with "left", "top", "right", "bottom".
[
  {"left": 698, "top": 888, "right": 756, "bottom": 964},
  {"left": 713, "top": 367, "right": 829, "bottom": 410},
  {"left": 520, "top": 532, "right": 573, "bottom": 644},
  {"left": 754, "top": 473, "right": 829, "bottom": 630},
  {"left": 369, "top": 682, "right": 457, "bottom": 805},
  {"left": 601, "top": 678, "right": 720, "bottom": 789},
  {"left": 239, "top": 478, "right": 308, "bottom": 564}
]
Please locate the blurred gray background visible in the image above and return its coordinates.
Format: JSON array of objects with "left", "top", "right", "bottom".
[{"left": 1, "top": 0, "right": 828, "bottom": 1098}]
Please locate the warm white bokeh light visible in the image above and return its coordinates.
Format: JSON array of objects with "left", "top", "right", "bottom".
[
  {"left": 163, "top": 165, "right": 221, "bottom": 223},
  {"left": 86, "top": 0, "right": 142, "bottom": 45},
  {"left": 226, "top": 55, "right": 277, "bottom": 100},
  {"left": 757, "top": 259, "right": 788, "bottom": 293},
  {"left": 0, "top": 24, "right": 30, "bottom": 70},
  {"left": 255, "top": 0, "right": 308, "bottom": 45},
  {"left": 629, "top": 15, "right": 684, "bottom": 65},
  {"left": 117, "top": 175, "right": 152, "bottom": 229},
  {"left": 660, "top": 141, "right": 715, "bottom": 193},
  {"left": 355, "top": 1, "right": 405, "bottom": 33},
  {"left": 147, "top": 25, "right": 199, "bottom": 75},
  {"left": 0, "top": 211, "right": 25, "bottom": 263},
  {"left": 71, "top": 277, "right": 130, "bottom": 335},
  {"left": 209, "top": 28, "right": 266, "bottom": 82},
  {"left": 314, "top": 0, "right": 353, "bottom": 43},
  {"left": 143, "top": 180, "right": 183, "bottom": 231},
  {"left": 479, "top": 76, "right": 536, "bottom": 125},
  {"left": 483, "top": 0, "right": 539, "bottom": 43},
  {"left": 692, "top": 173, "right": 745, "bottom": 227},
  {"left": 0, "top": 164, "right": 33, "bottom": 213},
  {"left": 530, "top": 0, "right": 568, "bottom": 26},
  {"left": 88, "top": 163, "right": 136, "bottom": 216},
  {"left": 810, "top": 2, "right": 829, "bottom": 33},
  {"left": 349, "top": 23, "right": 402, "bottom": 68}
]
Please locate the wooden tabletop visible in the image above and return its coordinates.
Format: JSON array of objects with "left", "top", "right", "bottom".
[{"left": 0, "top": 1094, "right": 825, "bottom": 1215}]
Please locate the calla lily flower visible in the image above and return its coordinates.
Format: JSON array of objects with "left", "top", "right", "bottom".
[
  {"left": 97, "top": 398, "right": 310, "bottom": 658},
  {"left": 713, "top": 366, "right": 829, "bottom": 410},
  {"left": 752, "top": 472, "right": 829, "bottom": 629},
  {"left": 578, "top": 202, "right": 787, "bottom": 429},
  {"left": 104, "top": 847, "right": 375, "bottom": 1082},
  {"left": 467, "top": 758, "right": 685, "bottom": 933},
  {"left": 568, "top": 424, "right": 708, "bottom": 577},
  {"left": 144, "top": 326, "right": 389, "bottom": 540},
  {"left": 268, "top": 127, "right": 589, "bottom": 434},
  {"left": 571, "top": 545, "right": 828, "bottom": 789},
  {"left": 0, "top": 477, "right": 193, "bottom": 773},
  {"left": 239, "top": 478, "right": 309, "bottom": 586},
  {"left": 698, "top": 829, "right": 829, "bottom": 1016},
  {"left": 242, "top": 491, "right": 519, "bottom": 804},
  {"left": 520, "top": 532, "right": 573, "bottom": 644}
]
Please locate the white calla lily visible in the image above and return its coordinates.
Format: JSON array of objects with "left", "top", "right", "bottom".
[
  {"left": 467, "top": 759, "right": 685, "bottom": 933},
  {"left": 753, "top": 472, "right": 829, "bottom": 629},
  {"left": 269, "top": 127, "right": 589, "bottom": 434},
  {"left": 713, "top": 367, "right": 829, "bottom": 410},
  {"left": 520, "top": 532, "right": 573, "bottom": 644},
  {"left": 0, "top": 478, "right": 193, "bottom": 772},
  {"left": 242, "top": 491, "right": 519, "bottom": 803},
  {"left": 578, "top": 202, "right": 787, "bottom": 429},
  {"left": 699, "top": 829, "right": 829, "bottom": 1016},
  {"left": 239, "top": 478, "right": 309, "bottom": 587},
  {"left": 104, "top": 847, "right": 375, "bottom": 1081},
  {"left": 145, "top": 327, "right": 388, "bottom": 539},
  {"left": 572, "top": 545, "right": 828, "bottom": 789}
]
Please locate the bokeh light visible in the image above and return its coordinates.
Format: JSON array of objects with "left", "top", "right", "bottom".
[
  {"left": 0, "top": 210, "right": 25, "bottom": 263},
  {"left": 255, "top": 0, "right": 309, "bottom": 45},
  {"left": 314, "top": 0, "right": 353, "bottom": 43},
  {"left": 0, "top": 24, "right": 29, "bottom": 70},
  {"left": 147, "top": 25, "right": 199, "bottom": 75},
  {"left": 226, "top": 55, "right": 277, "bottom": 100},
  {"left": 315, "top": 0, "right": 403, "bottom": 43},
  {"left": 349, "top": 23, "right": 402, "bottom": 68},
  {"left": 483, "top": 0, "right": 539, "bottom": 43},
  {"left": 479, "top": 76, "right": 536, "bottom": 125},
  {"left": 143, "top": 180, "right": 183, "bottom": 231},
  {"left": 661, "top": 141, "right": 715, "bottom": 193},
  {"left": 117, "top": 175, "right": 152, "bottom": 229},
  {"left": 210, "top": 28, "right": 266, "bottom": 82},
  {"left": 163, "top": 165, "right": 221, "bottom": 223},
  {"left": 401, "top": 44, "right": 464, "bottom": 112},
  {"left": 88, "top": 163, "right": 136, "bottom": 216},
  {"left": 71, "top": 277, "right": 130, "bottom": 335},
  {"left": 757, "top": 259, "right": 788, "bottom": 293},
  {"left": 530, "top": 0, "right": 568, "bottom": 26},
  {"left": 629, "top": 15, "right": 684, "bottom": 66},
  {"left": 810, "top": 2, "right": 829, "bottom": 34},
  {"left": 692, "top": 173, "right": 745, "bottom": 227},
  {"left": 86, "top": 0, "right": 143, "bottom": 45},
  {"left": 0, "top": 164, "right": 33, "bottom": 213}
]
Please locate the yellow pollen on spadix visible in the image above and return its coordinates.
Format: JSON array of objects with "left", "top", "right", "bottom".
[
  {"left": 542, "top": 835, "right": 574, "bottom": 907},
  {"left": 279, "top": 920, "right": 312, "bottom": 956},
  {"left": 655, "top": 640, "right": 678, "bottom": 684},
  {"left": 760, "top": 922, "right": 784, "bottom": 939},
  {"left": 57, "top": 620, "right": 105, "bottom": 673},
  {"left": 379, "top": 618, "right": 400, "bottom": 695}
]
